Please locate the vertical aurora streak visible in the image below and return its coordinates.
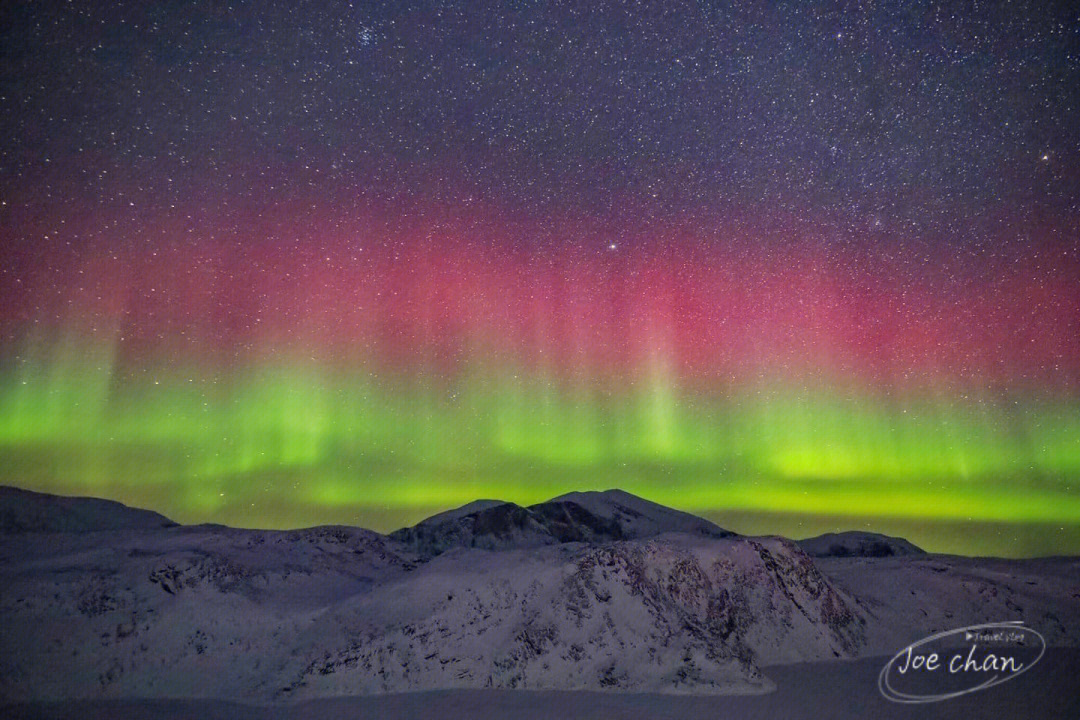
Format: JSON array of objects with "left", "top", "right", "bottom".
[
  {"left": 1, "top": 205, "right": 1078, "bottom": 557},
  {"left": 2, "top": 0, "right": 1079, "bottom": 557}
]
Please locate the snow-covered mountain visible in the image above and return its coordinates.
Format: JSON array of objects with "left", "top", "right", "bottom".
[
  {"left": 389, "top": 501, "right": 558, "bottom": 556},
  {"left": 390, "top": 489, "right": 732, "bottom": 558},
  {"left": 1, "top": 486, "right": 1078, "bottom": 704},
  {"left": 0, "top": 486, "right": 176, "bottom": 534},
  {"left": 814, "top": 552, "right": 1080, "bottom": 655},
  {"left": 277, "top": 534, "right": 862, "bottom": 698},
  {"left": 548, "top": 489, "right": 734, "bottom": 540},
  {"left": 796, "top": 531, "right": 925, "bottom": 558}
]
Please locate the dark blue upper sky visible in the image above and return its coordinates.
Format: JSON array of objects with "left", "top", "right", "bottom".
[{"left": 2, "top": 0, "right": 1078, "bottom": 245}]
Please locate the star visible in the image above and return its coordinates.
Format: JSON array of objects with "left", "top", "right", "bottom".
[{"left": 0, "top": 0, "right": 1074, "bottom": 556}]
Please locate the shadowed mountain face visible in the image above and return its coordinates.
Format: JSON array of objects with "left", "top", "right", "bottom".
[
  {"left": 389, "top": 489, "right": 733, "bottom": 557},
  {"left": 0, "top": 486, "right": 177, "bottom": 534},
  {"left": 388, "top": 502, "right": 551, "bottom": 557},
  {"left": 796, "top": 532, "right": 925, "bottom": 558}
]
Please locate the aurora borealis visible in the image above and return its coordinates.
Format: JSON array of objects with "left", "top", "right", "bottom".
[{"left": 2, "top": 1, "right": 1079, "bottom": 556}]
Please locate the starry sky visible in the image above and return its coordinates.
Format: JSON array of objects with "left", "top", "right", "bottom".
[{"left": 1, "top": 0, "right": 1079, "bottom": 556}]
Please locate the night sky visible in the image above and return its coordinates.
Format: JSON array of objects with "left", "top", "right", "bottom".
[{"left": 2, "top": 1, "right": 1079, "bottom": 556}]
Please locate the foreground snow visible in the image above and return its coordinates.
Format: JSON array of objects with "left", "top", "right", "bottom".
[
  {"left": 5, "top": 651, "right": 1080, "bottom": 719},
  {"left": 0, "top": 487, "right": 1078, "bottom": 704}
]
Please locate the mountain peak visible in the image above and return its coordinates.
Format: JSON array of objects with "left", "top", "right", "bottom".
[
  {"left": 541, "top": 488, "right": 733, "bottom": 541},
  {"left": 391, "top": 489, "right": 734, "bottom": 557},
  {"left": 410, "top": 499, "right": 507, "bottom": 527},
  {"left": 548, "top": 488, "right": 642, "bottom": 504},
  {"left": 796, "top": 531, "right": 925, "bottom": 558}
]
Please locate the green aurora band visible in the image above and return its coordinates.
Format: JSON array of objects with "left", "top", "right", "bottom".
[
  {"left": 1, "top": 236, "right": 1078, "bottom": 557},
  {"left": 2, "top": 343, "right": 1078, "bottom": 557}
]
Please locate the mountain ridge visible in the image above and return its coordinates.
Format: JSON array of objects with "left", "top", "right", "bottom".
[
  {"left": 796, "top": 531, "right": 925, "bottom": 558},
  {"left": 0, "top": 486, "right": 177, "bottom": 534},
  {"left": 0, "top": 486, "right": 974, "bottom": 562},
  {"left": 1, "top": 485, "right": 1078, "bottom": 702},
  {"left": 387, "top": 489, "right": 735, "bottom": 558}
]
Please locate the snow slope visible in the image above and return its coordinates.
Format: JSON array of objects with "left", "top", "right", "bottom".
[
  {"left": 814, "top": 553, "right": 1080, "bottom": 653},
  {"left": 277, "top": 535, "right": 861, "bottom": 698}
]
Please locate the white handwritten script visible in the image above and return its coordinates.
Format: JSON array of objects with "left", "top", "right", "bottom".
[{"left": 878, "top": 622, "right": 1045, "bottom": 703}]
